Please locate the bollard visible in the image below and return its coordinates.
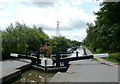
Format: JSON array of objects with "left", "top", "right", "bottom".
[{"left": 76, "top": 51, "right": 78, "bottom": 57}]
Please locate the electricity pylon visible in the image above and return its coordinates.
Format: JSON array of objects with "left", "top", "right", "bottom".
[{"left": 56, "top": 21, "right": 61, "bottom": 36}]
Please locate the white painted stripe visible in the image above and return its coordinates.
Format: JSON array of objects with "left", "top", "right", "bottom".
[
  {"left": 93, "top": 53, "right": 109, "bottom": 58},
  {"left": 10, "top": 53, "right": 18, "bottom": 57}
]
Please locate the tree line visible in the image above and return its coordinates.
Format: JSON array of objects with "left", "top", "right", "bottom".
[
  {"left": 84, "top": 2, "right": 120, "bottom": 53},
  {"left": 1, "top": 22, "right": 81, "bottom": 60}
]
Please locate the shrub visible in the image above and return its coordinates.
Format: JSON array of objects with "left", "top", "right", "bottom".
[
  {"left": 40, "top": 45, "right": 52, "bottom": 58},
  {"left": 52, "top": 57, "right": 56, "bottom": 60},
  {"left": 109, "top": 53, "right": 120, "bottom": 61},
  {"left": 39, "top": 55, "right": 44, "bottom": 58}
]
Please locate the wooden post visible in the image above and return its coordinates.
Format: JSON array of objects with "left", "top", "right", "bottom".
[
  {"left": 45, "top": 60, "right": 47, "bottom": 72},
  {"left": 64, "top": 60, "right": 69, "bottom": 66},
  {"left": 26, "top": 49, "right": 28, "bottom": 58},
  {"left": 56, "top": 52, "right": 60, "bottom": 67},
  {"left": 76, "top": 51, "right": 78, "bottom": 57},
  {"left": 31, "top": 59, "right": 36, "bottom": 65},
  {"left": 37, "top": 51, "right": 40, "bottom": 66}
]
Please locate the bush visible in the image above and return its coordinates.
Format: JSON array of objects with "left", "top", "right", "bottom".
[
  {"left": 2, "top": 22, "right": 48, "bottom": 60},
  {"left": 109, "top": 53, "right": 120, "bottom": 61},
  {"left": 39, "top": 55, "right": 44, "bottom": 58},
  {"left": 96, "top": 49, "right": 102, "bottom": 53},
  {"left": 52, "top": 57, "right": 56, "bottom": 60},
  {"left": 40, "top": 45, "right": 52, "bottom": 58}
]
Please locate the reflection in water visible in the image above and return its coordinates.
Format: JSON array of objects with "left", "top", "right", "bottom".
[{"left": 15, "top": 69, "right": 56, "bottom": 83}]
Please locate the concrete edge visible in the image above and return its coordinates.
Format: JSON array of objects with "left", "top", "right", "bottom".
[{"left": 1, "top": 63, "right": 31, "bottom": 83}]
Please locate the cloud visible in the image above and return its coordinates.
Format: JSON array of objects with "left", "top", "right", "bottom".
[
  {"left": 68, "top": 19, "right": 87, "bottom": 29},
  {"left": 71, "top": 0, "right": 82, "bottom": 6},
  {"left": 41, "top": 19, "right": 87, "bottom": 31},
  {"left": 44, "top": 28, "right": 87, "bottom": 41},
  {"left": 44, "top": 26, "right": 87, "bottom": 41},
  {"left": 61, "top": 28, "right": 87, "bottom": 41},
  {"left": 0, "top": 1, "right": 100, "bottom": 41},
  {"left": 31, "top": 2, "right": 56, "bottom": 8},
  {"left": 0, "top": 7, "right": 5, "bottom": 11},
  {"left": 92, "top": 8, "right": 100, "bottom": 13}
]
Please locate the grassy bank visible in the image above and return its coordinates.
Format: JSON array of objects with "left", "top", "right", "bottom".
[
  {"left": 86, "top": 46, "right": 103, "bottom": 54},
  {"left": 91, "top": 58, "right": 99, "bottom": 61},
  {"left": 85, "top": 46, "right": 101, "bottom": 61},
  {"left": 86, "top": 46, "right": 120, "bottom": 63},
  {"left": 83, "top": 46, "right": 99, "bottom": 61},
  {"left": 83, "top": 46, "right": 87, "bottom": 55},
  {"left": 102, "top": 53, "right": 120, "bottom": 63}
]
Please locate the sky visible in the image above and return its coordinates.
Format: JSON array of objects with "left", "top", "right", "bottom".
[{"left": 0, "top": 0, "right": 102, "bottom": 42}]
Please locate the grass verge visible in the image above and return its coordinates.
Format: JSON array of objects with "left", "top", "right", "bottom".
[
  {"left": 91, "top": 58, "right": 99, "bottom": 61},
  {"left": 85, "top": 46, "right": 120, "bottom": 64},
  {"left": 101, "top": 57, "right": 120, "bottom": 63},
  {"left": 101, "top": 53, "right": 120, "bottom": 63}
]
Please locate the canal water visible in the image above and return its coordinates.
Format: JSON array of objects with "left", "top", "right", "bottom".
[
  {"left": 70, "top": 46, "right": 84, "bottom": 57},
  {"left": 14, "top": 69, "right": 56, "bottom": 83}
]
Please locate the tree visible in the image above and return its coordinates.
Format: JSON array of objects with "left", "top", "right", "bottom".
[
  {"left": 2, "top": 22, "right": 81, "bottom": 60},
  {"left": 2, "top": 22, "right": 48, "bottom": 59},
  {"left": 84, "top": 2, "right": 120, "bottom": 53},
  {"left": 49, "top": 36, "right": 72, "bottom": 53}
]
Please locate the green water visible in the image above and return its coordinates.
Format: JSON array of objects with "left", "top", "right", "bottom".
[{"left": 15, "top": 69, "right": 56, "bottom": 83}]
